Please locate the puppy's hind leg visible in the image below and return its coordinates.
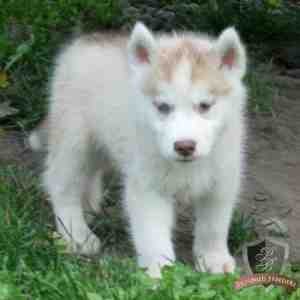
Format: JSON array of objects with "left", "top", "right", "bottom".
[{"left": 43, "top": 125, "right": 101, "bottom": 256}]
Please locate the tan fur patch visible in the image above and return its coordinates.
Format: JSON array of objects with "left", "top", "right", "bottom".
[
  {"left": 157, "top": 38, "right": 209, "bottom": 82},
  {"left": 144, "top": 37, "right": 232, "bottom": 97}
]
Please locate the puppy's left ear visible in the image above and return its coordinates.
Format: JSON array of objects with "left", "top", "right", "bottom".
[
  {"left": 215, "top": 27, "right": 246, "bottom": 79},
  {"left": 128, "top": 22, "right": 157, "bottom": 66}
]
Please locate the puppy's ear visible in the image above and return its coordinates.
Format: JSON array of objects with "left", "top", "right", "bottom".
[
  {"left": 215, "top": 27, "right": 246, "bottom": 78},
  {"left": 128, "top": 22, "right": 157, "bottom": 66}
]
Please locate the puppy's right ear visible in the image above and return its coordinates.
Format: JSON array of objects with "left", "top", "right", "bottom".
[
  {"left": 215, "top": 27, "right": 247, "bottom": 79},
  {"left": 128, "top": 22, "right": 157, "bottom": 66}
]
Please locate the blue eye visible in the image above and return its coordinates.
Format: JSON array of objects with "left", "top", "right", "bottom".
[
  {"left": 198, "top": 102, "right": 212, "bottom": 113},
  {"left": 156, "top": 102, "right": 173, "bottom": 115}
]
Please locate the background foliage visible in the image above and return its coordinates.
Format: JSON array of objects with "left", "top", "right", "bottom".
[{"left": 0, "top": 0, "right": 299, "bottom": 128}]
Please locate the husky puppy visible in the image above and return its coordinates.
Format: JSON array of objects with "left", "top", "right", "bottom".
[{"left": 30, "top": 22, "right": 247, "bottom": 278}]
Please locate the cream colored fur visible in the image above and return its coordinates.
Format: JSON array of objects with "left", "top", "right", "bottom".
[{"left": 30, "top": 23, "right": 247, "bottom": 278}]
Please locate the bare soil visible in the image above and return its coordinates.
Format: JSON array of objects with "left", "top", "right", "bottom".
[{"left": 241, "top": 74, "right": 300, "bottom": 262}]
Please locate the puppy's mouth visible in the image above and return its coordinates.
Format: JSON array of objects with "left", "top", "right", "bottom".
[{"left": 176, "top": 157, "right": 197, "bottom": 163}]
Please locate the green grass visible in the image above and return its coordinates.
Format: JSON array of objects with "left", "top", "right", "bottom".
[
  {"left": 0, "top": 165, "right": 299, "bottom": 299},
  {"left": 228, "top": 211, "right": 257, "bottom": 255},
  {"left": 0, "top": 0, "right": 123, "bottom": 130},
  {"left": 245, "top": 61, "right": 276, "bottom": 113}
]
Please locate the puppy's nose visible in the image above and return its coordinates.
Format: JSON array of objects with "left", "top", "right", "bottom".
[{"left": 174, "top": 140, "right": 196, "bottom": 157}]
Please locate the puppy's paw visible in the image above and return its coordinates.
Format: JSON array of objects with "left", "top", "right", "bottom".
[
  {"left": 195, "top": 251, "right": 235, "bottom": 274},
  {"left": 141, "top": 258, "right": 174, "bottom": 279},
  {"left": 146, "top": 264, "right": 163, "bottom": 279},
  {"left": 73, "top": 232, "right": 101, "bottom": 256},
  {"left": 59, "top": 231, "right": 101, "bottom": 256}
]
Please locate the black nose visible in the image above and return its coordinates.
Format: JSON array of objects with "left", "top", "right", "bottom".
[{"left": 174, "top": 140, "right": 196, "bottom": 157}]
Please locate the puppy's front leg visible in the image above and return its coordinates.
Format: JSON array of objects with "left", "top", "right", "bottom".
[
  {"left": 193, "top": 179, "right": 238, "bottom": 274},
  {"left": 124, "top": 180, "right": 175, "bottom": 278}
]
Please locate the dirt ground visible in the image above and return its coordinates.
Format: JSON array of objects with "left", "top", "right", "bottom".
[
  {"left": 0, "top": 71, "right": 299, "bottom": 263},
  {"left": 241, "top": 74, "right": 300, "bottom": 262}
]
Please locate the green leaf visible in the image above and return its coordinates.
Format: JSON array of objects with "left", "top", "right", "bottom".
[
  {"left": 0, "top": 283, "right": 25, "bottom": 300},
  {"left": 192, "top": 290, "right": 216, "bottom": 299},
  {"left": 266, "top": 0, "right": 282, "bottom": 8},
  {"left": 0, "top": 101, "right": 19, "bottom": 119},
  {"left": 5, "top": 35, "right": 35, "bottom": 71},
  {"left": 0, "top": 71, "right": 9, "bottom": 88},
  {"left": 87, "top": 293, "right": 103, "bottom": 300}
]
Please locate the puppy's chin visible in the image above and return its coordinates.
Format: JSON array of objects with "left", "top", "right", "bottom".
[
  {"left": 176, "top": 157, "right": 196, "bottom": 163},
  {"left": 160, "top": 152, "right": 202, "bottom": 163}
]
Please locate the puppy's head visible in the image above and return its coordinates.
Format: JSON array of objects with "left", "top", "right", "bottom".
[{"left": 128, "top": 23, "right": 247, "bottom": 162}]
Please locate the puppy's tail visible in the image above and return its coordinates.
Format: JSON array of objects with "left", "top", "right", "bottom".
[{"left": 28, "top": 118, "right": 48, "bottom": 151}]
